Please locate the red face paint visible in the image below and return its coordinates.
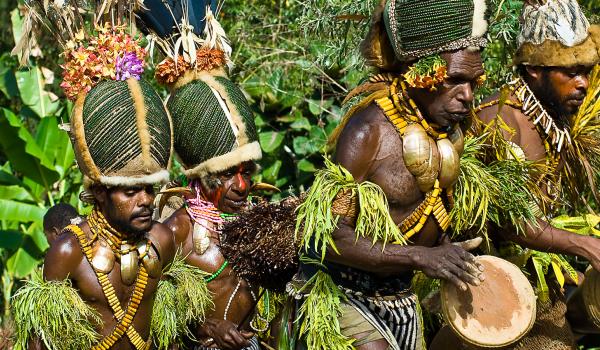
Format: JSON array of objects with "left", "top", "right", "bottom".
[{"left": 236, "top": 165, "right": 247, "bottom": 192}]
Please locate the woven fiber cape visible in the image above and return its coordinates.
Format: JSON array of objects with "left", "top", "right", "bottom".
[{"left": 72, "top": 78, "right": 173, "bottom": 188}]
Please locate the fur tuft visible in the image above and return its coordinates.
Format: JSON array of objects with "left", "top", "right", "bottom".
[
  {"left": 471, "top": 0, "right": 488, "bottom": 38},
  {"left": 183, "top": 142, "right": 262, "bottom": 179},
  {"left": 99, "top": 169, "right": 170, "bottom": 187}
]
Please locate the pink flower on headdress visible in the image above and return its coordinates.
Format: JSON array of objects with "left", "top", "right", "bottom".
[{"left": 115, "top": 52, "right": 144, "bottom": 81}]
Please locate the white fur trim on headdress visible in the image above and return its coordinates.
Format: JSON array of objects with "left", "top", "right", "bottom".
[
  {"left": 183, "top": 141, "right": 262, "bottom": 179},
  {"left": 471, "top": 0, "right": 488, "bottom": 38},
  {"left": 98, "top": 169, "right": 171, "bottom": 187}
]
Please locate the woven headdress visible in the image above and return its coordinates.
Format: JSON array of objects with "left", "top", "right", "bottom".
[
  {"left": 515, "top": 0, "right": 600, "bottom": 67},
  {"left": 16, "top": 0, "right": 173, "bottom": 189},
  {"left": 362, "top": 0, "right": 488, "bottom": 68},
  {"left": 136, "top": 0, "right": 261, "bottom": 180}
]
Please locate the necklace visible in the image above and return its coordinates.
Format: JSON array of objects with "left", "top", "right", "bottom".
[
  {"left": 87, "top": 208, "right": 162, "bottom": 284},
  {"left": 186, "top": 180, "right": 224, "bottom": 255},
  {"left": 373, "top": 75, "right": 458, "bottom": 241},
  {"left": 508, "top": 77, "right": 564, "bottom": 202},
  {"left": 509, "top": 77, "right": 571, "bottom": 154},
  {"left": 68, "top": 224, "right": 152, "bottom": 350}
]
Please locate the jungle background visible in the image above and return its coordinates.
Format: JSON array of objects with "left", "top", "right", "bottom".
[{"left": 0, "top": 0, "right": 599, "bottom": 348}]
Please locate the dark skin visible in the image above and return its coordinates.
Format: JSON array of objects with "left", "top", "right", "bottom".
[
  {"left": 477, "top": 64, "right": 600, "bottom": 271},
  {"left": 327, "top": 49, "right": 486, "bottom": 350},
  {"left": 31, "top": 185, "right": 176, "bottom": 350},
  {"left": 478, "top": 64, "right": 600, "bottom": 337},
  {"left": 165, "top": 161, "right": 258, "bottom": 350}
]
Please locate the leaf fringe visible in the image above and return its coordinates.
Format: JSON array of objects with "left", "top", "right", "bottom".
[
  {"left": 12, "top": 269, "right": 102, "bottom": 350},
  {"left": 295, "top": 158, "right": 404, "bottom": 261},
  {"left": 151, "top": 253, "right": 213, "bottom": 349},
  {"left": 296, "top": 271, "right": 354, "bottom": 350}
]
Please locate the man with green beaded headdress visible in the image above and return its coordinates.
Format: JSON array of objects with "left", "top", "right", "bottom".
[
  {"left": 289, "top": 0, "right": 489, "bottom": 349},
  {"left": 472, "top": 0, "right": 600, "bottom": 348},
  {"left": 136, "top": 1, "right": 265, "bottom": 349},
  {"left": 10, "top": 1, "right": 211, "bottom": 349}
]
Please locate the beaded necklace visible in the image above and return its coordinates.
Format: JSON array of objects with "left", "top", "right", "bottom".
[
  {"left": 67, "top": 223, "right": 152, "bottom": 350},
  {"left": 371, "top": 74, "right": 458, "bottom": 241}
]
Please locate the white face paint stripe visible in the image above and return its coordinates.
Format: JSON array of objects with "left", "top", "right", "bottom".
[{"left": 209, "top": 85, "right": 240, "bottom": 145}]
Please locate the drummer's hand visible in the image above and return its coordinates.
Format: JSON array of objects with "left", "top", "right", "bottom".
[
  {"left": 199, "top": 318, "right": 253, "bottom": 350},
  {"left": 414, "top": 237, "right": 485, "bottom": 291}
]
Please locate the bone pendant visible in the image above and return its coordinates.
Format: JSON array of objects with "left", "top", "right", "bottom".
[
  {"left": 403, "top": 124, "right": 432, "bottom": 177},
  {"left": 91, "top": 239, "right": 115, "bottom": 273},
  {"left": 438, "top": 138, "right": 460, "bottom": 189},
  {"left": 193, "top": 221, "right": 211, "bottom": 255},
  {"left": 120, "top": 244, "right": 139, "bottom": 286}
]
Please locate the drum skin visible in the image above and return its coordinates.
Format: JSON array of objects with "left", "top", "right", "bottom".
[{"left": 441, "top": 255, "right": 536, "bottom": 348}]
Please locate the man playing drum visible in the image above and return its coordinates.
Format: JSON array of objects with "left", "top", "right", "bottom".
[
  {"left": 476, "top": 0, "right": 600, "bottom": 347},
  {"left": 291, "top": 1, "right": 489, "bottom": 349}
]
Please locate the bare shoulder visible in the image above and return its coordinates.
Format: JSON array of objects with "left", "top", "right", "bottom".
[
  {"left": 43, "top": 227, "right": 84, "bottom": 281},
  {"left": 149, "top": 220, "right": 177, "bottom": 265},
  {"left": 163, "top": 207, "right": 191, "bottom": 247},
  {"left": 476, "top": 91, "right": 522, "bottom": 142},
  {"left": 335, "top": 103, "right": 389, "bottom": 181}
]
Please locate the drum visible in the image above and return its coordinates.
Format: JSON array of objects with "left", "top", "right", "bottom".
[
  {"left": 440, "top": 255, "right": 536, "bottom": 348},
  {"left": 567, "top": 267, "right": 600, "bottom": 334}
]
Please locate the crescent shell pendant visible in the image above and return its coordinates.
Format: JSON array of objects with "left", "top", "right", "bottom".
[
  {"left": 448, "top": 127, "right": 464, "bottom": 155},
  {"left": 143, "top": 243, "right": 162, "bottom": 279},
  {"left": 90, "top": 239, "right": 115, "bottom": 273},
  {"left": 120, "top": 244, "right": 139, "bottom": 286},
  {"left": 416, "top": 137, "right": 440, "bottom": 193},
  {"left": 438, "top": 138, "right": 460, "bottom": 189},
  {"left": 403, "top": 124, "right": 432, "bottom": 177},
  {"left": 193, "top": 221, "right": 211, "bottom": 255}
]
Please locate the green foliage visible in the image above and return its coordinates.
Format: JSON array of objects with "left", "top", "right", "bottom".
[
  {"left": 296, "top": 269, "right": 354, "bottom": 350},
  {"left": 296, "top": 158, "right": 403, "bottom": 261},
  {"left": 151, "top": 253, "right": 212, "bottom": 349},
  {"left": 12, "top": 269, "right": 102, "bottom": 350}
]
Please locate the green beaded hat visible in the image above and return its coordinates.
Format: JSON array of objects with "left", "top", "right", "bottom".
[
  {"left": 382, "top": 0, "right": 488, "bottom": 62},
  {"left": 137, "top": 1, "right": 262, "bottom": 180},
  {"left": 16, "top": 1, "right": 173, "bottom": 189},
  {"left": 167, "top": 71, "right": 260, "bottom": 179},
  {"left": 72, "top": 79, "right": 173, "bottom": 188}
]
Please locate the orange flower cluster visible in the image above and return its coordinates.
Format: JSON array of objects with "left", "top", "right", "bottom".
[
  {"left": 404, "top": 65, "right": 448, "bottom": 91},
  {"left": 155, "top": 48, "right": 226, "bottom": 85},
  {"left": 60, "top": 27, "right": 146, "bottom": 100}
]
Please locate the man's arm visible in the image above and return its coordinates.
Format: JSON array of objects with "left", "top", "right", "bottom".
[
  {"left": 325, "top": 106, "right": 484, "bottom": 290},
  {"left": 27, "top": 233, "right": 83, "bottom": 350},
  {"left": 150, "top": 221, "right": 177, "bottom": 267},
  {"left": 503, "top": 219, "right": 600, "bottom": 272}
]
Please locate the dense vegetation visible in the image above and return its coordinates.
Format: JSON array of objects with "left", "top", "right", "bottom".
[{"left": 0, "top": 0, "right": 599, "bottom": 348}]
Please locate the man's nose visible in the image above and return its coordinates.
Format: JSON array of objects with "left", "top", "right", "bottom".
[
  {"left": 456, "top": 83, "right": 474, "bottom": 105},
  {"left": 231, "top": 173, "right": 248, "bottom": 194},
  {"left": 575, "top": 73, "right": 589, "bottom": 91},
  {"left": 137, "top": 189, "right": 155, "bottom": 207}
]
